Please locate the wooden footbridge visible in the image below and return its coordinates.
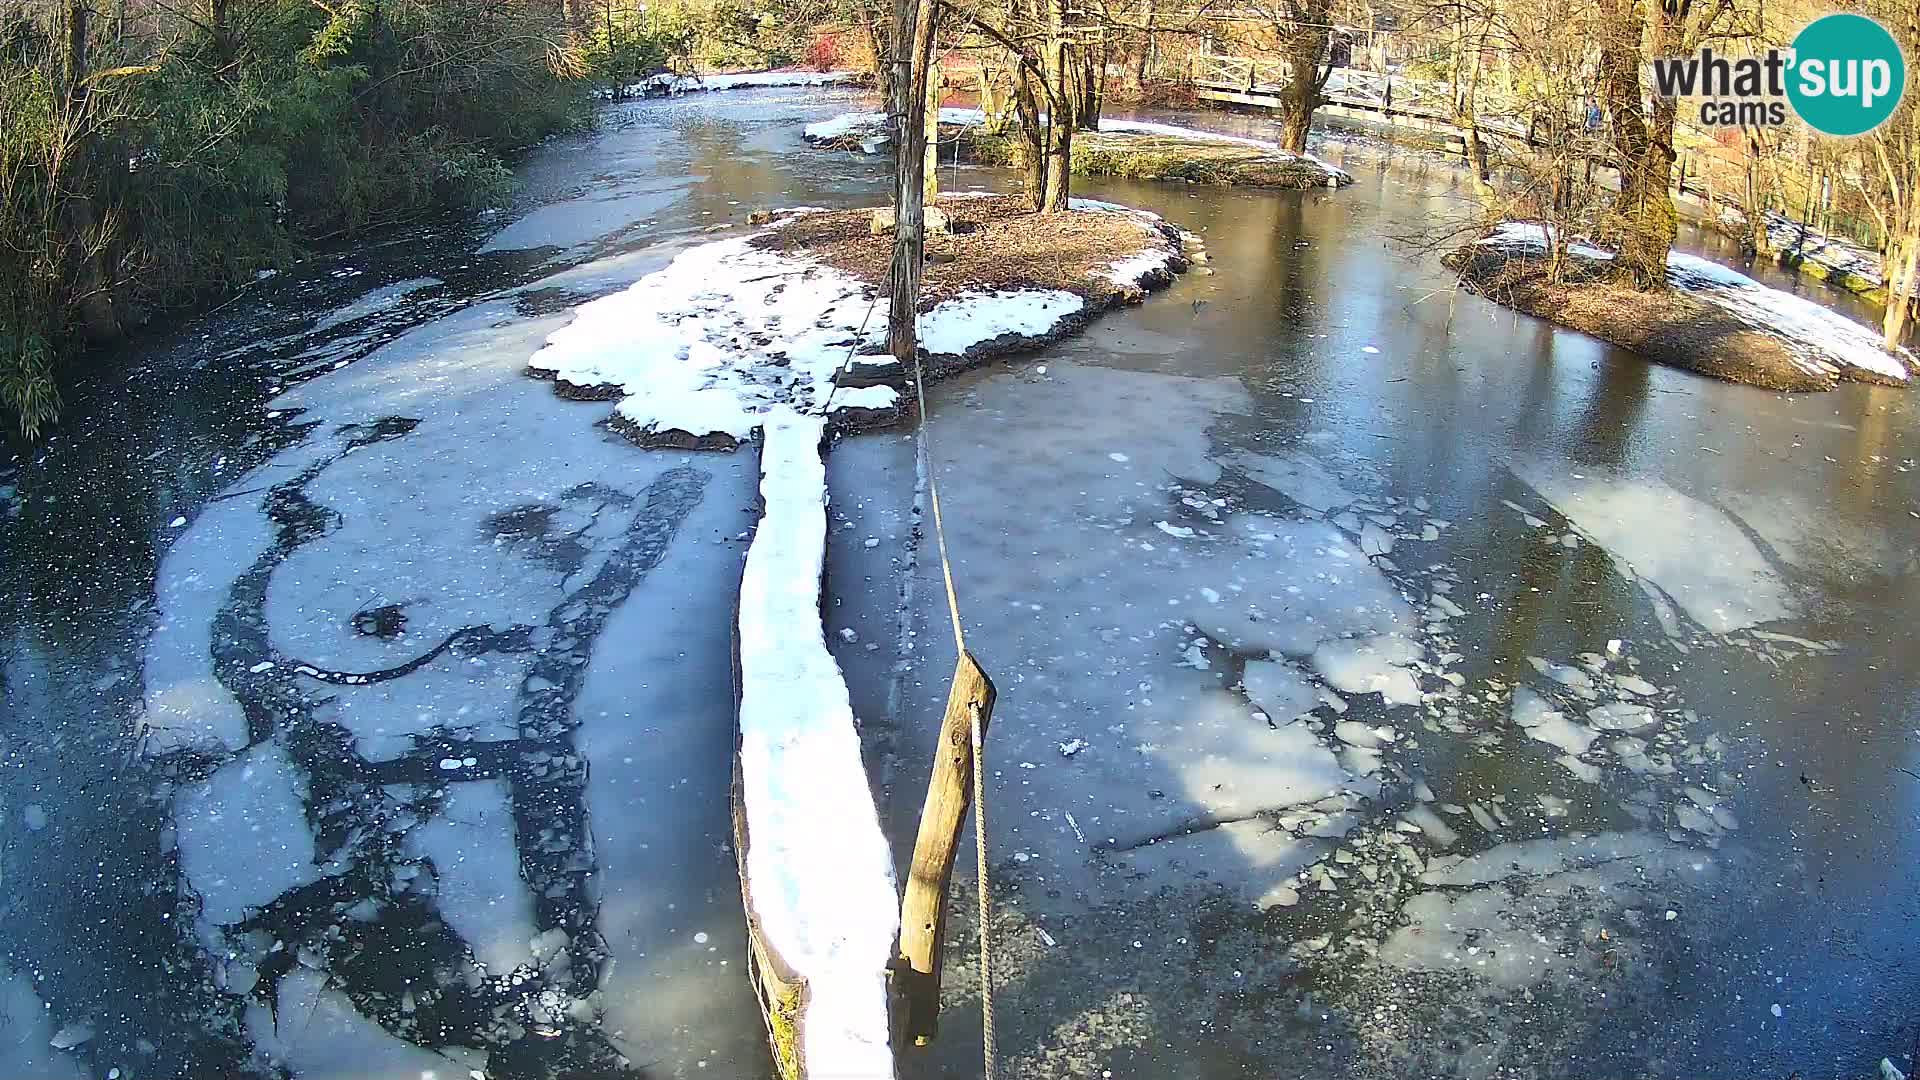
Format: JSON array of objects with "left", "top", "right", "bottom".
[{"left": 1189, "top": 54, "right": 1529, "bottom": 146}]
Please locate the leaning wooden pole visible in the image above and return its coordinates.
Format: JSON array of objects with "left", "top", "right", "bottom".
[{"left": 894, "top": 653, "right": 995, "bottom": 1043}]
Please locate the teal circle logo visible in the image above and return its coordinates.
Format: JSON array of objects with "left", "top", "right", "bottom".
[{"left": 1787, "top": 13, "right": 1907, "bottom": 136}]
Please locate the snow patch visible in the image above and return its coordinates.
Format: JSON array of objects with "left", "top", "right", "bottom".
[
  {"left": 918, "top": 289, "right": 1085, "bottom": 356},
  {"left": 529, "top": 234, "right": 889, "bottom": 444},
  {"left": 1479, "top": 221, "right": 1909, "bottom": 383},
  {"left": 620, "top": 69, "right": 857, "bottom": 98}
]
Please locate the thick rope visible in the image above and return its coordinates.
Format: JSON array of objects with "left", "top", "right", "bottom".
[
  {"left": 909, "top": 341, "right": 993, "bottom": 1079},
  {"left": 969, "top": 698, "right": 995, "bottom": 1080}
]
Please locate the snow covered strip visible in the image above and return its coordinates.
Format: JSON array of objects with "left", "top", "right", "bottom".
[
  {"left": 1477, "top": 221, "right": 1910, "bottom": 384},
  {"left": 736, "top": 410, "right": 898, "bottom": 1080}
]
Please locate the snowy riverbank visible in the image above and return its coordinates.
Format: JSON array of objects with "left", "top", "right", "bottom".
[
  {"left": 1452, "top": 222, "right": 1913, "bottom": 390},
  {"left": 595, "top": 69, "right": 858, "bottom": 100},
  {"left": 804, "top": 107, "right": 1353, "bottom": 189}
]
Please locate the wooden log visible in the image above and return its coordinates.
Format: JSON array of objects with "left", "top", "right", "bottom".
[{"left": 893, "top": 649, "right": 996, "bottom": 1045}]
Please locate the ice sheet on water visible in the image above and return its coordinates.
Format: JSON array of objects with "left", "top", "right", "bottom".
[
  {"left": 1379, "top": 832, "right": 1714, "bottom": 988},
  {"left": 902, "top": 362, "right": 1434, "bottom": 907},
  {"left": 1112, "top": 815, "right": 1331, "bottom": 910},
  {"left": 310, "top": 276, "right": 441, "bottom": 335},
  {"left": 1155, "top": 691, "right": 1361, "bottom": 828},
  {"left": 1223, "top": 449, "right": 1359, "bottom": 513},
  {"left": 264, "top": 304, "right": 693, "bottom": 759},
  {"left": 1242, "top": 658, "right": 1319, "bottom": 722},
  {"left": 1718, "top": 488, "right": 1910, "bottom": 586},
  {"left": 1586, "top": 701, "right": 1659, "bottom": 731},
  {"left": 1512, "top": 459, "right": 1793, "bottom": 633},
  {"left": 1401, "top": 804, "right": 1459, "bottom": 848},
  {"left": 572, "top": 457, "right": 767, "bottom": 1073},
  {"left": 1511, "top": 686, "right": 1601, "bottom": 757},
  {"left": 142, "top": 484, "right": 279, "bottom": 756},
  {"left": 1311, "top": 634, "right": 1423, "bottom": 707},
  {"left": 176, "top": 739, "right": 317, "bottom": 929},
  {"left": 246, "top": 967, "right": 485, "bottom": 1080},
  {"left": 403, "top": 779, "right": 538, "bottom": 977},
  {"left": 0, "top": 965, "right": 83, "bottom": 1080}
]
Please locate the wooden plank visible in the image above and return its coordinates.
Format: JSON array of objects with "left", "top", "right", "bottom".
[{"left": 893, "top": 649, "right": 997, "bottom": 1046}]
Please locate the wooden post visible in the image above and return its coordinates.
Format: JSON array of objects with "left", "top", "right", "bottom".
[{"left": 894, "top": 650, "right": 996, "bottom": 1045}]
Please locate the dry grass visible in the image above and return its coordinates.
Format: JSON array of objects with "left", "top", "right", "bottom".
[{"left": 749, "top": 195, "right": 1183, "bottom": 308}]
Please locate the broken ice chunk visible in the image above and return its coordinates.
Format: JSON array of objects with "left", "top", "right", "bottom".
[
  {"left": 1312, "top": 635, "right": 1422, "bottom": 707},
  {"left": 1586, "top": 702, "right": 1659, "bottom": 731},
  {"left": 1242, "top": 659, "right": 1318, "bottom": 724}
]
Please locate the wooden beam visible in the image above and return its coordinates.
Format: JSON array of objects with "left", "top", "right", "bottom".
[{"left": 894, "top": 649, "right": 996, "bottom": 1045}]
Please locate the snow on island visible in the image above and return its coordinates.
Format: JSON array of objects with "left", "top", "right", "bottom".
[
  {"left": 526, "top": 198, "right": 1188, "bottom": 1078},
  {"left": 804, "top": 107, "right": 1353, "bottom": 188},
  {"left": 528, "top": 198, "right": 1190, "bottom": 447},
  {"left": 1456, "top": 222, "right": 1914, "bottom": 391}
]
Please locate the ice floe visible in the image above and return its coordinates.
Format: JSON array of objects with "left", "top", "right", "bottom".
[
  {"left": 175, "top": 740, "right": 318, "bottom": 929},
  {"left": 1512, "top": 459, "right": 1794, "bottom": 634}
]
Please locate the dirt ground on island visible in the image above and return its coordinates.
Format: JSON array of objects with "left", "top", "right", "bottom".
[
  {"left": 1442, "top": 244, "right": 1902, "bottom": 392},
  {"left": 749, "top": 194, "right": 1186, "bottom": 307}
]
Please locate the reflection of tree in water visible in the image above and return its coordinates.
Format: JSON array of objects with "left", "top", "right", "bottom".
[{"left": 164, "top": 420, "right": 710, "bottom": 1078}]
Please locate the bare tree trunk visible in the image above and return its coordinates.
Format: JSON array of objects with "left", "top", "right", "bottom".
[
  {"left": 1039, "top": 1, "right": 1075, "bottom": 213},
  {"left": 1131, "top": 0, "right": 1156, "bottom": 92},
  {"left": 1886, "top": 230, "right": 1917, "bottom": 349},
  {"left": 1013, "top": 64, "right": 1047, "bottom": 209},
  {"left": 923, "top": 53, "right": 940, "bottom": 204},
  {"left": 1275, "top": 0, "right": 1330, "bottom": 154},
  {"left": 859, "top": 0, "right": 894, "bottom": 108},
  {"left": 1451, "top": 12, "right": 1494, "bottom": 205},
  {"left": 886, "top": 0, "right": 939, "bottom": 362},
  {"left": 1596, "top": 0, "right": 1678, "bottom": 289},
  {"left": 1741, "top": 128, "right": 1771, "bottom": 256}
]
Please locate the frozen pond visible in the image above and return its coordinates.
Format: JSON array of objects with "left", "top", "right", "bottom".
[
  {"left": 0, "top": 88, "right": 1916, "bottom": 1080},
  {"left": 850, "top": 134, "right": 1920, "bottom": 1080}
]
